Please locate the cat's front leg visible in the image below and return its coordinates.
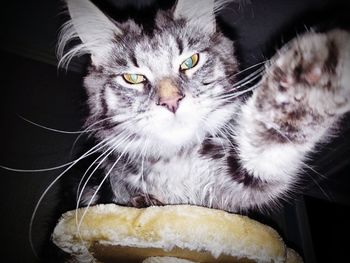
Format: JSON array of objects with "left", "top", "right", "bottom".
[{"left": 235, "top": 29, "right": 350, "bottom": 208}]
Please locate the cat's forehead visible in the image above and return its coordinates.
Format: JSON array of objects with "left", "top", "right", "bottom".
[
  {"left": 134, "top": 33, "right": 182, "bottom": 75},
  {"left": 111, "top": 16, "right": 209, "bottom": 77}
]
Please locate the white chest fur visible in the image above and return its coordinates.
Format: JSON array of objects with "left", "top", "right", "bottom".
[{"left": 115, "top": 144, "right": 222, "bottom": 204}]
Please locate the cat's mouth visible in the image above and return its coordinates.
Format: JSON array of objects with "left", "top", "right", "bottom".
[{"left": 141, "top": 96, "right": 205, "bottom": 146}]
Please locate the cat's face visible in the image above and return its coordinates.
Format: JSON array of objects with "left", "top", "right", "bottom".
[{"left": 60, "top": 0, "right": 238, "bottom": 156}]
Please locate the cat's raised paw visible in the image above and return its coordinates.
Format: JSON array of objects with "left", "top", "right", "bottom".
[
  {"left": 262, "top": 29, "right": 350, "bottom": 116},
  {"left": 272, "top": 31, "right": 343, "bottom": 89}
]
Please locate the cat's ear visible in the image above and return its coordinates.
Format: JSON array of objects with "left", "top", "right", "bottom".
[
  {"left": 58, "top": 0, "right": 122, "bottom": 68},
  {"left": 173, "top": 0, "right": 231, "bottom": 33}
]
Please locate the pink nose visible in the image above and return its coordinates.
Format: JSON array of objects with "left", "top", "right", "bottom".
[{"left": 158, "top": 94, "right": 185, "bottom": 113}]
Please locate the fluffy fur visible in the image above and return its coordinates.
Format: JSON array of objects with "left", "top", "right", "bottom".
[{"left": 58, "top": 0, "right": 350, "bottom": 213}]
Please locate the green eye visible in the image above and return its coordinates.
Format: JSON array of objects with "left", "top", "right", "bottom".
[
  {"left": 122, "top": 74, "right": 146, "bottom": 84},
  {"left": 180, "top": 54, "right": 199, "bottom": 71}
]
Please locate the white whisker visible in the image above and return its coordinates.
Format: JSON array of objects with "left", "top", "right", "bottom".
[
  {"left": 231, "top": 66, "right": 264, "bottom": 89},
  {"left": 28, "top": 134, "right": 115, "bottom": 256},
  {"left": 1, "top": 133, "right": 118, "bottom": 174},
  {"left": 75, "top": 136, "right": 119, "bottom": 201},
  {"left": 69, "top": 116, "right": 120, "bottom": 156},
  {"left": 76, "top": 137, "right": 136, "bottom": 233},
  {"left": 75, "top": 142, "right": 121, "bottom": 233},
  {"left": 139, "top": 137, "right": 150, "bottom": 195},
  {"left": 18, "top": 114, "right": 98, "bottom": 135},
  {"left": 76, "top": 133, "right": 133, "bottom": 210},
  {"left": 218, "top": 82, "right": 260, "bottom": 100},
  {"left": 232, "top": 60, "right": 268, "bottom": 78}
]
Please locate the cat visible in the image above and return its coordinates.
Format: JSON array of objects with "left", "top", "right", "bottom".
[{"left": 57, "top": 0, "right": 350, "bottom": 215}]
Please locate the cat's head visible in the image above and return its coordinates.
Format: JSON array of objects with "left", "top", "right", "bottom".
[{"left": 59, "top": 0, "right": 239, "bottom": 157}]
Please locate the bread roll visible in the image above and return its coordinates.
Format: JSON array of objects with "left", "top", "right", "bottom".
[{"left": 52, "top": 204, "right": 302, "bottom": 262}]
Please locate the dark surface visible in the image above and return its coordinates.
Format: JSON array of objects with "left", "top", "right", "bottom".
[
  {"left": 0, "top": 51, "right": 85, "bottom": 262},
  {"left": 1, "top": 0, "right": 350, "bottom": 262},
  {"left": 305, "top": 196, "right": 350, "bottom": 262}
]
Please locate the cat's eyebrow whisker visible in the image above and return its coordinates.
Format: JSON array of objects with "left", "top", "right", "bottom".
[
  {"left": 29, "top": 134, "right": 116, "bottom": 256},
  {"left": 77, "top": 137, "right": 136, "bottom": 234}
]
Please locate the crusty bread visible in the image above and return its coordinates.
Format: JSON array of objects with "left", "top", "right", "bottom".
[{"left": 52, "top": 204, "right": 302, "bottom": 262}]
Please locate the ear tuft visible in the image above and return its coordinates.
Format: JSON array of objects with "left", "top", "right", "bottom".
[
  {"left": 173, "top": 0, "right": 234, "bottom": 33},
  {"left": 57, "top": 0, "right": 122, "bottom": 69}
]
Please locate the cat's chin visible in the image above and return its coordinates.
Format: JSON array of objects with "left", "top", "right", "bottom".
[
  {"left": 154, "top": 125, "right": 203, "bottom": 149},
  {"left": 148, "top": 118, "right": 203, "bottom": 151},
  {"left": 144, "top": 99, "right": 206, "bottom": 149}
]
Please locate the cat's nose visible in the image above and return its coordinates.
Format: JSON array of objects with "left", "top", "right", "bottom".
[
  {"left": 156, "top": 78, "right": 185, "bottom": 114},
  {"left": 158, "top": 93, "right": 185, "bottom": 113}
]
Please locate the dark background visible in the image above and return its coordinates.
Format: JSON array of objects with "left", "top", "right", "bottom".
[{"left": 0, "top": 0, "right": 349, "bottom": 262}]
